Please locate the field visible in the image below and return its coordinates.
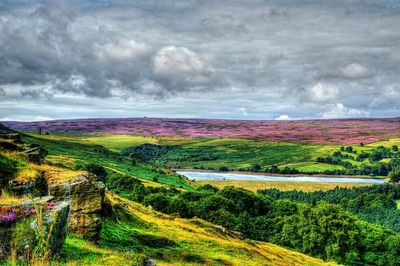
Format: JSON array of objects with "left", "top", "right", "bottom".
[
  {"left": 196, "top": 180, "right": 371, "bottom": 192},
  {"left": 4, "top": 117, "right": 400, "bottom": 145},
  {"left": 57, "top": 134, "right": 395, "bottom": 175},
  {"left": 21, "top": 132, "right": 398, "bottom": 182}
]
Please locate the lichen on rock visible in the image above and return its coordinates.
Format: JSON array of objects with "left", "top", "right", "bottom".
[{"left": 49, "top": 175, "right": 105, "bottom": 242}]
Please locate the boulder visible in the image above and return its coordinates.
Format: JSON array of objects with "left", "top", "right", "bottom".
[
  {"left": 8, "top": 171, "right": 48, "bottom": 197},
  {"left": 21, "top": 146, "right": 48, "bottom": 164},
  {"left": 69, "top": 213, "right": 102, "bottom": 240},
  {"left": 0, "top": 199, "right": 70, "bottom": 260},
  {"left": 48, "top": 176, "right": 105, "bottom": 242}
]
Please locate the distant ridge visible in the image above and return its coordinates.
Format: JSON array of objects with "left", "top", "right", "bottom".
[{"left": 3, "top": 117, "right": 400, "bottom": 145}]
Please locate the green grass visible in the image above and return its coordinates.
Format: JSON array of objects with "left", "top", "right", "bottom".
[
  {"left": 49, "top": 192, "right": 336, "bottom": 265},
  {"left": 158, "top": 138, "right": 337, "bottom": 170},
  {"left": 367, "top": 138, "right": 400, "bottom": 148},
  {"left": 280, "top": 162, "right": 345, "bottom": 173},
  {"left": 94, "top": 193, "right": 336, "bottom": 266},
  {"left": 21, "top": 134, "right": 193, "bottom": 190},
  {"left": 196, "top": 180, "right": 371, "bottom": 192},
  {"left": 22, "top": 133, "right": 400, "bottom": 180},
  {"left": 80, "top": 135, "right": 158, "bottom": 151}
]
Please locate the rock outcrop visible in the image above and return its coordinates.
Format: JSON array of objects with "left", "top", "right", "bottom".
[
  {"left": 49, "top": 175, "right": 105, "bottom": 242},
  {"left": 21, "top": 145, "right": 48, "bottom": 164},
  {"left": 8, "top": 171, "right": 48, "bottom": 197},
  {"left": 0, "top": 197, "right": 70, "bottom": 259}
]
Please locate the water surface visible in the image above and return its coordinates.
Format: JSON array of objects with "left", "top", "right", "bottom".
[{"left": 177, "top": 171, "right": 387, "bottom": 184}]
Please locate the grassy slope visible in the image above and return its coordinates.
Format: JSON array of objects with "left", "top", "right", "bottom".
[
  {"left": 21, "top": 134, "right": 192, "bottom": 190},
  {"left": 58, "top": 192, "right": 336, "bottom": 266},
  {"left": 50, "top": 134, "right": 342, "bottom": 172},
  {"left": 0, "top": 132, "right": 334, "bottom": 265},
  {"left": 73, "top": 134, "right": 398, "bottom": 174}
]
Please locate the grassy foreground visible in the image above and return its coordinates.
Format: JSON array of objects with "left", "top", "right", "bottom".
[{"left": 57, "top": 192, "right": 336, "bottom": 266}]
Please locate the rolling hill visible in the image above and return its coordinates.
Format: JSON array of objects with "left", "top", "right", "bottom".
[{"left": 4, "top": 117, "right": 400, "bottom": 145}]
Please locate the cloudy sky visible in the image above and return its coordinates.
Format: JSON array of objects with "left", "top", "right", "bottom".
[{"left": 0, "top": 0, "right": 399, "bottom": 121}]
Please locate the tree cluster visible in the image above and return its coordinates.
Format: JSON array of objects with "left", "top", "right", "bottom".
[{"left": 106, "top": 171, "right": 400, "bottom": 265}]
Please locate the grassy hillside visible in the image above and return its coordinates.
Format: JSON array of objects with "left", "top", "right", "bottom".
[
  {"left": 69, "top": 134, "right": 397, "bottom": 176},
  {"left": 57, "top": 192, "right": 336, "bottom": 266},
  {"left": 22, "top": 133, "right": 399, "bottom": 180},
  {"left": 19, "top": 133, "right": 192, "bottom": 190}
]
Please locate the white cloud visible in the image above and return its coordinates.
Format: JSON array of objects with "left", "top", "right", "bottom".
[
  {"left": 0, "top": 116, "right": 53, "bottom": 122},
  {"left": 238, "top": 107, "right": 247, "bottom": 116},
  {"left": 309, "top": 83, "right": 339, "bottom": 103},
  {"left": 153, "top": 46, "right": 215, "bottom": 84},
  {"left": 339, "top": 63, "right": 369, "bottom": 79},
  {"left": 383, "top": 85, "right": 400, "bottom": 99},
  {"left": 275, "top": 114, "right": 302, "bottom": 120},
  {"left": 322, "top": 103, "right": 370, "bottom": 119},
  {"left": 95, "top": 39, "right": 150, "bottom": 61}
]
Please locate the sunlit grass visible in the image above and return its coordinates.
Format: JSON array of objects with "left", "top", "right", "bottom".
[
  {"left": 15, "top": 164, "right": 39, "bottom": 183},
  {"left": 80, "top": 135, "right": 158, "bottom": 151},
  {"left": 280, "top": 162, "right": 344, "bottom": 172},
  {"left": 100, "top": 192, "right": 336, "bottom": 266},
  {"left": 0, "top": 190, "right": 26, "bottom": 204},
  {"left": 196, "top": 180, "right": 371, "bottom": 192},
  {"left": 39, "top": 164, "right": 85, "bottom": 185},
  {"left": 368, "top": 138, "right": 400, "bottom": 148}
]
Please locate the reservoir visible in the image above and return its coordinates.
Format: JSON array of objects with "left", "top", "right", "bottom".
[{"left": 177, "top": 171, "right": 387, "bottom": 184}]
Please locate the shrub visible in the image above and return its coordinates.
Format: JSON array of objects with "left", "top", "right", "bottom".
[
  {"left": 389, "top": 167, "right": 400, "bottom": 183},
  {"left": 79, "top": 164, "right": 107, "bottom": 183}
]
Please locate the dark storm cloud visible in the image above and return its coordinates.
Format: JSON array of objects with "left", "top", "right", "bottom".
[
  {"left": 0, "top": 3, "right": 222, "bottom": 99},
  {"left": 0, "top": 0, "right": 399, "bottom": 120}
]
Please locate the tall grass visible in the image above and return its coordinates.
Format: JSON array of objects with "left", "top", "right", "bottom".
[{"left": 30, "top": 197, "right": 54, "bottom": 265}]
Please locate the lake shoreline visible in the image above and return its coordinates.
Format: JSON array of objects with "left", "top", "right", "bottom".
[{"left": 174, "top": 168, "right": 388, "bottom": 180}]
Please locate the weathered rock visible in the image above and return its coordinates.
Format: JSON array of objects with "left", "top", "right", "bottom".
[
  {"left": 48, "top": 176, "right": 105, "bottom": 241},
  {"left": 8, "top": 171, "right": 48, "bottom": 197},
  {"left": 0, "top": 140, "right": 22, "bottom": 151},
  {"left": 0, "top": 133, "right": 22, "bottom": 143},
  {"left": 21, "top": 146, "right": 48, "bottom": 164},
  {"left": 0, "top": 200, "right": 70, "bottom": 259},
  {"left": 69, "top": 213, "right": 102, "bottom": 240},
  {"left": 49, "top": 176, "right": 105, "bottom": 213},
  {"left": 144, "top": 258, "right": 157, "bottom": 266}
]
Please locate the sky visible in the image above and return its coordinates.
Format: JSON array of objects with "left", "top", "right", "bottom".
[{"left": 0, "top": 0, "right": 399, "bottom": 121}]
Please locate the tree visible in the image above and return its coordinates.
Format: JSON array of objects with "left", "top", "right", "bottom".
[
  {"left": 389, "top": 166, "right": 400, "bottom": 182},
  {"left": 251, "top": 164, "right": 261, "bottom": 172},
  {"left": 392, "top": 145, "right": 399, "bottom": 152},
  {"left": 385, "top": 233, "right": 400, "bottom": 266},
  {"left": 345, "top": 146, "right": 353, "bottom": 153},
  {"left": 82, "top": 164, "right": 107, "bottom": 183},
  {"left": 144, "top": 193, "right": 172, "bottom": 213},
  {"left": 219, "top": 166, "right": 229, "bottom": 171}
]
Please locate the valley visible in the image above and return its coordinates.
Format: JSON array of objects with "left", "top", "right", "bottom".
[{"left": 1, "top": 118, "right": 400, "bottom": 266}]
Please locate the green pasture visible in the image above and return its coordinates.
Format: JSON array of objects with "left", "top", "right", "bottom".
[
  {"left": 22, "top": 134, "right": 192, "bottom": 190},
  {"left": 27, "top": 133, "right": 400, "bottom": 177}
]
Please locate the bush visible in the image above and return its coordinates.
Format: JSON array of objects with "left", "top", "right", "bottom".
[
  {"left": 389, "top": 167, "right": 400, "bottom": 183},
  {"left": 143, "top": 193, "right": 172, "bottom": 213},
  {"left": 79, "top": 164, "right": 107, "bottom": 183}
]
